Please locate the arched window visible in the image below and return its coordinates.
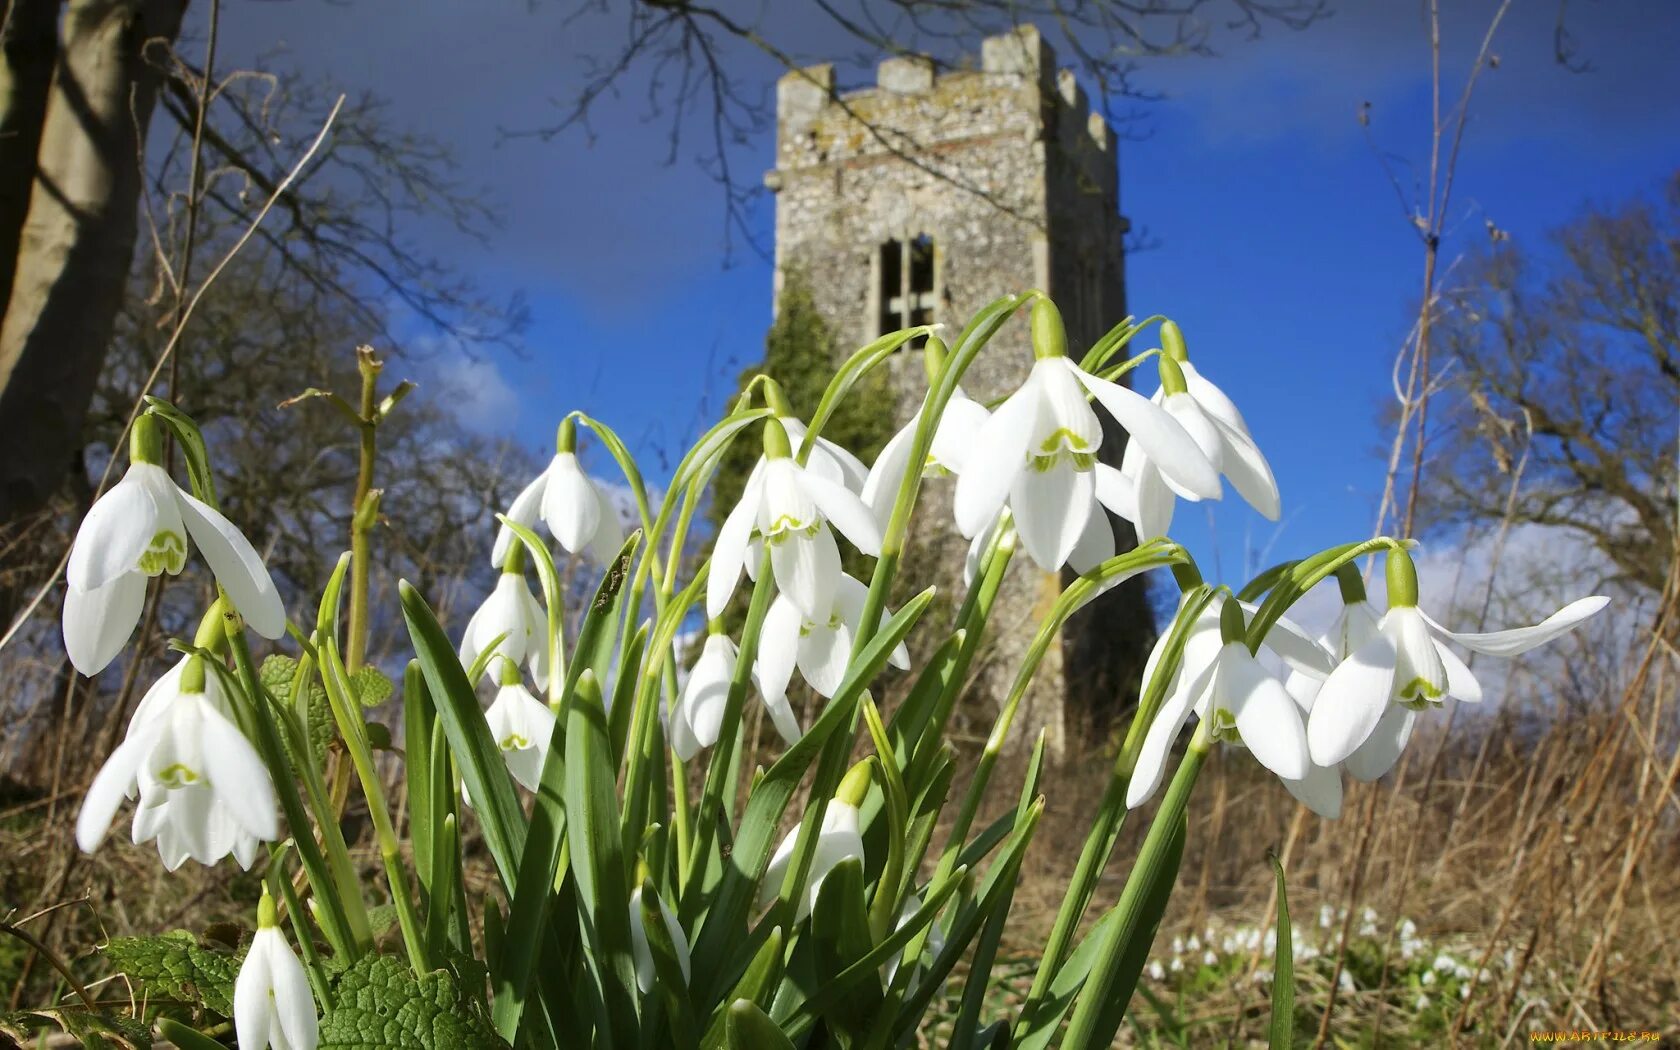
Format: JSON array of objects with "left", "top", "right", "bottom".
[{"left": 877, "top": 234, "right": 936, "bottom": 346}]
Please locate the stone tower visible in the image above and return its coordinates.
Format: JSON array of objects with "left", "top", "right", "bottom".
[{"left": 765, "top": 25, "right": 1153, "bottom": 750}]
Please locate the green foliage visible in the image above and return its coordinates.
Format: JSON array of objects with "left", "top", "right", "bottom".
[
  {"left": 101, "top": 930, "right": 243, "bottom": 1019},
  {"left": 706, "top": 268, "right": 893, "bottom": 550},
  {"left": 261, "top": 653, "right": 333, "bottom": 766},
  {"left": 1, "top": 1009, "right": 152, "bottom": 1049},
  {"left": 351, "top": 666, "right": 396, "bottom": 707},
  {"left": 317, "top": 954, "right": 508, "bottom": 1049}
]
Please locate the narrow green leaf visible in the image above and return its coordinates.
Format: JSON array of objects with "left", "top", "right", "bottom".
[
  {"left": 564, "top": 670, "right": 640, "bottom": 1042},
  {"left": 698, "top": 927, "right": 783, "bottom": 1050},
  {"left": 400, "top": 580, "right": 527, "bottom": 888},
  {"left": 1268, "top": 852, "right": 1295, "bottom": 1049}
]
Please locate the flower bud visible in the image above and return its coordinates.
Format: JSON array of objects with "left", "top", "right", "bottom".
[
  {"left": 555, "top": 416, "right": 578, "bottom": 454},
  {"left": 761, "top": 376, "right": 793, "bottom": 417},
  {"left": 1030, "top": 297, "right": 1067, "bottom": 360},
  {"left": 1335, "top": 563, "right": 1368, "bottom": 605}
]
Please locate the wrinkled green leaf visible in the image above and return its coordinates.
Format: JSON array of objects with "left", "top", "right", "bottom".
[
  {"left": 317, "top": 954, "right": 507, "bottom": 1049},
  {"left": 102, "top": 930, "right": 242, "bottom": 1018}
]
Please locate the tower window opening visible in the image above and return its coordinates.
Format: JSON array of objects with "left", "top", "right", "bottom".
[{"left": 879, "top": 234, "right": 937, "bottom": 348}]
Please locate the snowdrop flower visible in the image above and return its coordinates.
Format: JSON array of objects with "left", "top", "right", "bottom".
[
  {"left": 1307, "top": 549, "right": 1608, "bottom": 778},
  {"left": 1128, "top": 592, "right": 1331, "bottom": 808},
  {"left": 668, "top": 628, "right": 737, "bottom": 761},
  {"left": 629, "top": 884, "right": 691, "bottom": 994},
  {"left": 707, "top": 418, "right": 882, "bottom": 621},
  {"left": 63, "top": 414, "right": 285, "bottom": 676},
  {"left": 883, "top": 894, "right": 946, "bottom": 984},
  {"left": 953, "top": 299, "right": 1219, "bottom": 571},
  {"left": 758, "top": 763, "right": 869, "bottom": 921},
  {"left": 77, "top": 654, "right": 277, "bottom": 866},
  {"left": 1170, "top": 957, "right": 1183, "bottom": 973},
  {"left": 481, "top": 669, "right": 557, "bottom": 794},
  {"left": 1147, "top": 960, "right": 1166, "bottom": 981},
  {"left": 235, "top": 894, "right": 318, "bottom": 1050},
  {"left": 755, "top": 573, "right": 910, "bottom": 744},
  {"left": 493, "top": 418, "right": 625, "bottom": 568},
  {"left": 861, "top": 336, "right": 990, "bottom": 528},
  {"left": 1144, "top": 321, "right": 1282, "bottom": 525},
  {"left": 458, "top": 545, "right": 549, "bottom": 688},
  {"left": 1202, "top": 950, "right": 1219, "bottom": 967}
]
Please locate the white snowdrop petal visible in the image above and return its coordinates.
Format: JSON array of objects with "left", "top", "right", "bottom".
[
  {"left": 799, "top": 468, "right": 883, "bottom": 557},
  {"left": 1126, "top": 662, "right": 1211, "bottom": 809},
  {"left": 1344, "top": 705, "right": 1416, "bottom": 782},
  {"left": 63, "top": 572, "right": 147, "bottom": 677},
  {"left": 1306, "top": 632, "right": 1398, "bottom": 767},
  {"left": 1073, "top": 366, "right": 1222, "bottom": 500},
  {"left": 67, "top": 469, "right": 161, "bottom": 592},
  {"left": 175, "top": 490, "right": 286, "bottom": 639},
  {"left": 861, "top": 421, "right": 918, "bottom": 528},
  {"left": 76, "top": 719, "right": 166, "bottom": 853},
  {"left": 1210, "top": 414, "right": 1281, "bottom": 520},
  {"left": 754, "top": 596, "right": 801, "bottom": 704},
  {"left": 1223, "top": 650, "right": 1309, "bottom": 781},
  {"left": 542, "top": 453, "right": 601, "bottom": 553},
  {"left": 234, "top": 939, "right": 275, "bottom": 1050},
  {"left": 1435, "top": 640, "right": 1483, "bottom": 704},
  {"left": 953, "top": 387, "right": 1037, "bottom": 537},
  {"left": 1009, "top": 457, "right": 1093, "bottom": 571},
  {"left": 199, "top": 701, "right": 279, "bottom": 842},
  {"left": 491, "top": 469, "right": 548, "bottom": 568},
  {"left": 1423, "top": 595, "right": 1609, "bottom": 657},
  {"left": 1282, "top": 761, "right": 1343, "bottom": 820},
  {"left": 706, "top": 473, "right": 762, "bottom": 618},
  {"left": 770, "top": 525, "right": 841, "bottom": 623}
]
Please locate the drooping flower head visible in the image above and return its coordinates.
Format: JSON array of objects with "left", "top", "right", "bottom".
[
  {"left": 707, "top": 417, "right": 883, "bottom": 622},
  {"left": 668, "top": 627, "right": 737, "bottom": 761},
  {"left": 482, "top": 665, "right": 558, "bottom": 794},
  {"left": 954, "top": 299, "right": 1220, "bottom": 571},
  {"left": 234, "top": 894, "right": 319, "bottom": 1050},
  {"left": 493, "top": 417, "right": 625, "bottom": 568},
  {"left": 1306, "top": 548, "right": 1609, "bottom": 781},
  {"left": 754, "top": 573, "right": 911, "bottom": 745},
  {"left": 1128, "top": 593, "right": 1329, "bottom": 808},
  {"left": 458, "top": 542, "right": 549, "bottom": 688},
  {"left": 77, "top": 653, "right": 278, "bottom": 868},
  {"left": 861, "top": 335, "right": 990, "bottom": 528},
  {"left": 64, "top": 413, "right": 286, "bottom": 675},
  {"left": 759, "top": 761, "right": 871, "bottom": 921}
]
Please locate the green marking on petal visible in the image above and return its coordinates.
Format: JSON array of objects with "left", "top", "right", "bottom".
[
  {"left": 1037, "top": 427, "right": 1093, "bottom": 455},
  {"left": 157, "top": 763, "right": 202, "bottom": 788},
  {"left": 1397, "top": 677, "right": 1443, "bottom": 704},
  {"left": 138, "top": 530, "right": 188, "bottom": 576},
  {"left": 499, "top": 733, "right": 530, "bottom": 752}
]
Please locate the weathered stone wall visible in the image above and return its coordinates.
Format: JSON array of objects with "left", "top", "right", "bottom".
[{"left": 767, "top": 25, "right": 1154, "bottom": 751}]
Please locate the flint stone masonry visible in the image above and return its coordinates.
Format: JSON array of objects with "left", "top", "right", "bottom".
[{"left": 767, "top": 25, "right": 1155, "bottom": 750}]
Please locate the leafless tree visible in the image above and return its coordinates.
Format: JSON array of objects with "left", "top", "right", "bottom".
[{"left": 1419, "top": 173, "right": 1679, "bottom": 597}]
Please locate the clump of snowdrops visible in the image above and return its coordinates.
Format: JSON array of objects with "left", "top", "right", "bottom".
[{"left": 58, "top": 294, "right": 1605, "bottom": 1049}]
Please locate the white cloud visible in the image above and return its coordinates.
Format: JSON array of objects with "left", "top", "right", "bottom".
[{"left": 429, "top": 353, "right": 520, "bottom": 435}]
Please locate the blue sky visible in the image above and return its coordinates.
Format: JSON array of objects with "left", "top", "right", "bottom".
[{"left": 214, "top": 1, "right": 1680, "bottom": 589}]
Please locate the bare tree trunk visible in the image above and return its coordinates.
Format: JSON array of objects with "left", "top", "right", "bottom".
[
  {"left": 0, "top": 0, "right": 62, "bottom": 307},
  {"left": 0, "top": 0, "right": 185, "bottom": 525}
]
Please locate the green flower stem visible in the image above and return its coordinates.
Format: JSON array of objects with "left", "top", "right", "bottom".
[
  {"left": 223, "top": 619, "right": 366, "bottom": 956},
  {"left": 901, "top": 519, "right": 1016, "bottom": 793},
  {"left": 856, "top": 293, "right": 1030, "bottom": 650},
  {"left": 679, "top": 546, "right": 777, "bottom": 915},
  {"left": 318, "top": 635, "right": 428, "bottom": 972},
  {"left": 346, "top": 351, "right": 382, "bottom": 673},
  {"left": 1077, "top": 313, "right": 1168, "bottom": 374},
  {"left": 1017, "top": 583, "right": 1217, "bottom": 1033},
  {"left": 1060, "top": 724, "right": 1211, "bottom": 1049},
  {"left": 618, "top": 567, "right": 706, "bottom": 858},
  {"left": 1243, "top": 536, "right": 1407, "bottom": 652}
]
